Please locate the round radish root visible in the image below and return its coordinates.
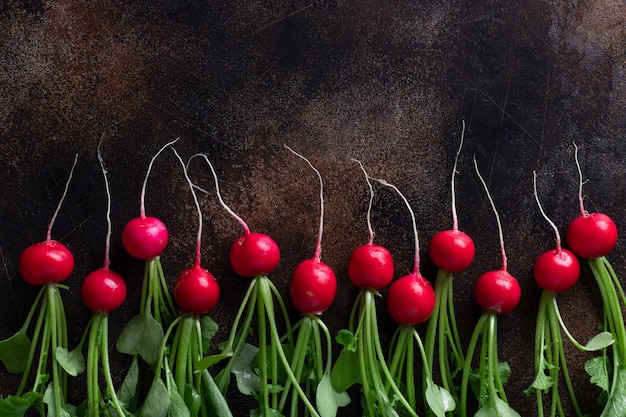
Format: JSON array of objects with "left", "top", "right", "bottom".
[
  {"left": 428, "top": 229, "right": 475, "bottom": 273},
  {"left": 386, "top": 273, "right": 435, "bottom": 325},
  {"left": 18, "top": 241, "right": 75, "bottom": 285},
  {"left": 122, "top": 216, "right": 169, "bottom": 260},
  {"left": 566, "top": 213, "right": 617, "bottom": 259},
  {"left": 81, "top": 268, "right": 127, "bottom": 313},
  {"left": 533, "top": 248, "right": 580, "bottom": 293},
  {"left": 347, "top": 243, "right": 394, "bottom": 289},
  {"left": 290, "top": 258, "right": 337, "bottom": 315},
  {"left": 473, "top": 270, "right": 521, "bottom": 314},
  {"left": 229, "top": 232, "right": 280, "bottom": 278},
  {"left": 174, "top": 264, "right": 220, "bottom": 315}
]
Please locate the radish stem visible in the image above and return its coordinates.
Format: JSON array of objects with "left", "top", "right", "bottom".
[{"left": 46, "top": 154, "right": 79, "bottom": 243}]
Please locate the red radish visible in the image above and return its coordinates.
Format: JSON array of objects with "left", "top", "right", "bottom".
[
  {"left": 565, "top": 144, "right": 617, "bottom": 259},
  {"left": 1, "top": 155, "right": 78, "bottom": 417},
  {"left": 19, "top": 241, "right": 75, "bottom": 285},
  {"left": 18, "top": 154, "right": 78, "bottom": 285},
  {"left": 172, "top": 149, "right": 220, "bottom": 314},
  {"left": 347, "top": 160, "right": 395, "bottom": 290},
  {"left": 290, "top": 259, "right": 336, "bottom": 315},
  {"left": 73, "top": 141, "right": 130, "bottom": 417},
  {"left": 471, "top": 157, "right": 521, "bottom": 314},
  {"left": 190, "top": 153, "right": 281, "bottom": 278},
  {"left": 121, "top": 138, "right": 178, "bottom": 260},
  {"left": 532, "top": 170, "right": 580, "bottom": 293},
  {"left": 82, "top": 144, "right": 128, "bottom": 313},
  {"left": 81, "top": 269, "right": 127, "bottom": 313},
  {"left": 387, "top": 272, "right": 435, "bottom": 325},
  {"left": 428, "top": 123, "right": 475, "bottom": 273},
  {"left": 460, "top": 157, "right": 521, "bottom": 417},
  {"left": 368, "top": 175, "right": 436, "bottom": 326},
  {"left": 174, "top": 265, "right": 220, "bottom": 315},
  {"left": 229, "top": 232, "right": 280, "bottom": 278},
  {"left": 533, "top": 249, "right": 579, "bottom": 293},
  {"left": 285, "top": 145, "right": 337, "bottom": 315},
  {"left": 122, "top": 216, "right": 169, "bottom": 260},
  {"left": 566, "top": 213, "right": 617, "bottom": 259},
  {"left": 428, "top": 230, "right": 474, "bottom": 273},
  {"left": 473, "top": 270, "right": 520, "bottom": 314},
  {"left": 424, "top": 122, "right": 472, "bottom": 410},
  {"left": 347, "top": 244, "right": 394, "bottom": 290}
]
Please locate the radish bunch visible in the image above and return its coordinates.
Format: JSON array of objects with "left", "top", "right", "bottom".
[
  {"left": 0, "top": 155, "right": 78, "bottom": 417},
  {"left": 460, "top": 158, "right": 521, "bottom": 417},
  {"left": 566, "top": 144, "right": 626, "bottom": 417},
  {"left": 117, "top": 139, "right": 179, "bottom": 371},
  {"left": 189, "top": 154, "right": 321, "bottom": 417},
  {"left": 373, "top": 177, "right": 455, "bottom": 417},
  {"left": 141, "top": 149, "right": 230, "bottom": 417},
  {"left": 275, "top": 146, "right": 348, "bottom": 417},
  {"left": 424, "top": 122, "right": 474, "bottom": 413},
  {"left": 527, "top": 171, "right": 614, "bottom": 417},
  {"left": 330, "top": 161, "right": 417, "bottom": 417},
  {"left": 58, "top": 146, "right": 131, "bottom": 417}
]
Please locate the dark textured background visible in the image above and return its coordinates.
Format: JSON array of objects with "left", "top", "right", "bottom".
[{"left": 1, "top": 1, "right": 625, "bottom": 415}]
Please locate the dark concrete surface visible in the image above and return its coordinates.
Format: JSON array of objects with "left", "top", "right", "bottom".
[{"left": 1, "top": 1, "right": 625, "bottom": 415}]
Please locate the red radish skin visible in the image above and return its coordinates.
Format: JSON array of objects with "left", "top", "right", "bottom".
[
  {"left": 566, "top": 212, "right": 617, "bottom": 259},
  {"left": 428, "top": 229, "right": 475, "bottom": 273},
  {"left": 18, "top": 241, "right": 75, "bottom": 285},
  {"left": 533, "top": 248, "right": 580, "bottom": 293},
  {"left": 290, "top": 259, "right": 337, "bottom": 315},
  {"left": 229, "top": 232, "right": 280, "bottom": 278},
  {"left": 473, "top": 270, "right": 521, "bottom": 314},
  {"left": 387, "top": 273, "right": 436, "bottom": 325},
  {"left": 174, "top": 265, "right": 220, "bottom": 315},
  {"left": 347, "top": 243, "right": 394, "bottom": 290},
  {"left": 81, "top": 269, "right": 127, "bottom": 313},
  {"left": 121, "top": 216, "right": 169, "bottom": 260}
]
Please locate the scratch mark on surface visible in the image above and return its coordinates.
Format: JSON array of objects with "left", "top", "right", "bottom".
[
  {"left": 455, "top": 66, "right": 534, "bottom": 140},
  {"left": 147, "top": 100, "right": 238, "bottom": 152},
  {"left": 500, "top": 69, "right": 512, "bottom": 123},
  {"left": 59, "top": 215, "right": 93, "bottom": 241},
  {"left": 0, "top": 246, "right": 9, "bottom": 279},
  {"left": 250, "top": 3, "right": 314, "bottom": 37}
]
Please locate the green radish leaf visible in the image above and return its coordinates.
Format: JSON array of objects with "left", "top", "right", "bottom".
[
  {"left": 0, "top": 392, "right": 41, "bottom": 417},
  {"left": 0, "top": 330, "right": 31, "bottom": 374},
  {"left": 55, "top": 347, "right": 85, "bottom": 377},
  {"left": 586, "top": 356, "right": 610, "bottom": 392},
  {"left": 475, "top": 397, "right": 521, "bottom": 417},
  {"left": 43, "top": 383, "right": 71, "bottom": 417},
  {"left": 316, "top": 372, "right": 350, "bottom": 417},
  {"left": 139, "top": 379, "right": 169, "bottom": 417},
  {"left": 117, "top": 356, "right": 140, "bottom": 411},
  {"left": 250, "top": 408, "right": 284, "bottom": 417},
  {"left": 335, "top": 329, "right": 357, "bottom": 352},
  {"left": 231, "top": 343, "right": 260, "bottom": 396},
  {"left": 201, "top": 369, "right": 233, "bottom": 417},
  {"left": 330, "top": 347, "right": 360, "bottom": 392},
  {"left": 469, "top": 362, "right": 510, "bottom": 408},
  {"left": 195, "top": 353, "right": 232, "bottom": 370},
  {"left": 164, "top": 360, "right": 191, "bottom": 417},
  {"left": 199, "top": 316, "right": 218, "bottom": 352},
  {"left": 116, "top": 313, "right": 164, "bottom": 365},
  {"left": 584, "top": 332, "right": 615, "bottom": 351},
  {"left": 184, "top": 383, "right": 201, "bottom": 417},
  {"left": 425, "top": 379, "right": 456, "bottom": 417},
  {"left": 524, "top": 371, "right": 554, "bottom": 394},
  {"left": 600, "top": 364, "right": 626, "bottom": 417}
]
